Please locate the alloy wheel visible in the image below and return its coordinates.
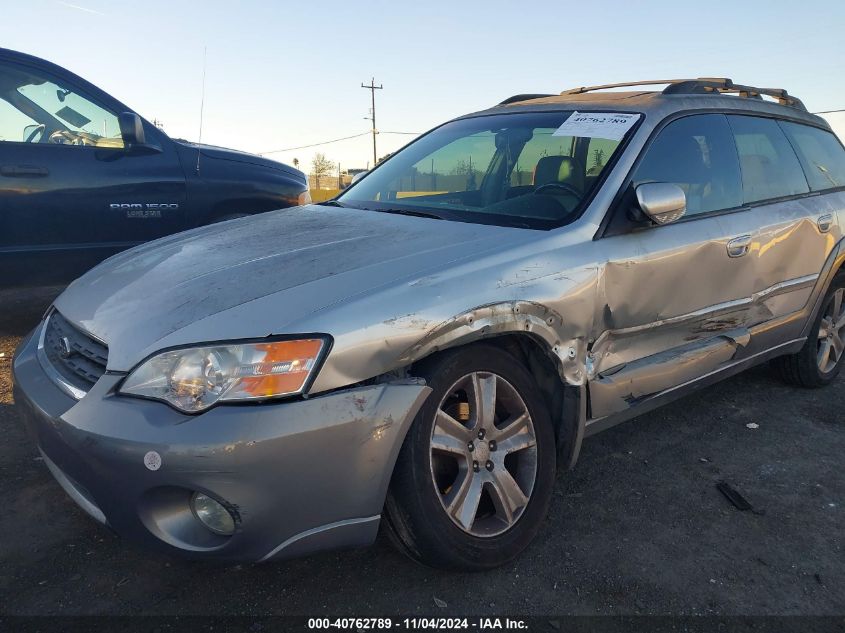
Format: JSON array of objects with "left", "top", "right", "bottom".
[
  {"left": 429, "top": 371, "right": 538, "bottom": 537},
  {"left": 817, "top": 288, "right": 845, "bottom": 374}
]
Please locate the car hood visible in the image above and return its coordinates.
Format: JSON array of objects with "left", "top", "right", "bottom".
[
  {"left": 54, "top": 205, "right": 531, "bottom": 371},
  {"left": 174, "top": 140, "right": 304, "bottom": 179}
]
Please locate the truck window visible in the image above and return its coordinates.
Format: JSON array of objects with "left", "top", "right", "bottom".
[
  {"left": 632, "top": 114, "right": 742, "bottom": 215},
  {"left": 0, "top": 96, "right": 37, "bottom": 142},
  {"left": 0, "top": 60, "right": 124, "bottom": 148},
  {"left": 727, "top": 115, "right": 809, "bottom": 203},
  {"left": 778, "top": 121, "right": 845, "bottom": 192}
]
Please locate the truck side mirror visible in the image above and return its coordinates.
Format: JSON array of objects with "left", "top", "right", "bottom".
[
  {"left": 635, "top": 182, "right": 687, "bottom": 225},
  {"left": 118, "top": 112, "right": 161, "bottom": 155}
]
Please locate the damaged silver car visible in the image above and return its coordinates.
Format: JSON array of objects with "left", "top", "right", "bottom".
[{"left": 13, "top": 78, "right": 845, "bottom": 569}]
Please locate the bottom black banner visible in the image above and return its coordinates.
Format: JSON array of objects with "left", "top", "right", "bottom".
[{"left": 1, "top": 616, "right": 844, "bottom": 633}]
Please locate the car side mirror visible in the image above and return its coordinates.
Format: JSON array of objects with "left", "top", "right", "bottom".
[
  {"left": 118, "top": 112, "right": 161, "bottom": 155},
  {"left": 635, "top": 182, "right": 686, "bottom": 225},
  {"left": 350, "top": 171, "right": 368, "bottom": 186}
]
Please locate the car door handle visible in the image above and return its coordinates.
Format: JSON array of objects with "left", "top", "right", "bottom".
[
  {"left": 726, "top": 234, "right": 752, "bottom": 258},
  {"left": 1, "top": 165, "right": 49, "bottom": 177},
  {"left": 817, "top": 213, "right": 833, "bottom": 233}
]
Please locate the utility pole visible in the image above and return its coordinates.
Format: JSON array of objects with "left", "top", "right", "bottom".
[{"left": 361, "top": 77, "right": 383, "bottom": 167}]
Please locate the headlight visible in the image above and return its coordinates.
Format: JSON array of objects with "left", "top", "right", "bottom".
[{"left": 119, "top": 338, "right": 327, "bottom": 413}]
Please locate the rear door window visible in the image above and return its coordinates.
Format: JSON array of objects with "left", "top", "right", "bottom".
[
  {"left": 727, "top": 115, "right": 809, "bottom": 203},
  {"left": 778, "top": 121, "right": 845, "bottom": 191},
  {"left": 632, "top": 113, "right": 742, "bottom": 215}
]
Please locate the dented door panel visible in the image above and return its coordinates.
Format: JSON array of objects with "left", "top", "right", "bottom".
[
  {"left": 589, "top": 333, "right": 743, "bottom": 417},
  {"left": 588, "top": 214, "right": 756, "bottom": 420},
  {"left": 745, "top": 192, "right": 845, "bottom": 353}
]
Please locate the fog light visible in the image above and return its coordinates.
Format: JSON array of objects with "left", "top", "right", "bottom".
[{"left": 191, "top": 492, "right": 235, "bottom": 536}]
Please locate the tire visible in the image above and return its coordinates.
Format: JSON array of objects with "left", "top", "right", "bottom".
[
  {"left": 773, "top": 274, "right": 845, "bottom": 387},
  {"left": 384, "top": 344, "right": 556, "bottom": 570}
]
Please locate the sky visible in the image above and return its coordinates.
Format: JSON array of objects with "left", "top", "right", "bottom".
[{"left": 3, "top": 0, "right": 844, "bottom": 173}]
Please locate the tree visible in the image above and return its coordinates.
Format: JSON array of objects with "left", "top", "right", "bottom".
[
  {"left": 292, "top": 157, "right": 300, "bottom": 170},
  {"left": 450, "top": 157, "right": 478, "bottom": 189},
  {"left": 311, "top": 153, "right": 335, "bottom": 189}
]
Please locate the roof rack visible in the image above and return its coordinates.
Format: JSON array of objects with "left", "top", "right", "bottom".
[
  {"left": 560, "top": 77, "right": 807, "bottom": 111},
  {"left": 499, "top": 93, "right": 554, "bottom": 105},
  {"left": 561, "top": 79, "right": 697, "bottom": 95}
]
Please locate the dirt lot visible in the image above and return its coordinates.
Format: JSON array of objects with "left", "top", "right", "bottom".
[{"left": 0, "top": 285, "right": 843, "bottom": 617}]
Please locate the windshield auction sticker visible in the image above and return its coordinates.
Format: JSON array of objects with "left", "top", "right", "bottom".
[{"left": 552, "top": 111, "right": 641, "bottom": 140}]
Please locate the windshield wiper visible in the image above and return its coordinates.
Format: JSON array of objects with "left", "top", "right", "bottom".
[
  {"left": 318, "top": 200, "right": 442, "bottom": 220},
  {"left": 363, "top": 207, "right": 444, "bottom": 220}
]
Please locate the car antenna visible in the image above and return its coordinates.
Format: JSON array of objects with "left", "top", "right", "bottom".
[{"left": 196, "top": 46, "right": 207, "bottom": 175}]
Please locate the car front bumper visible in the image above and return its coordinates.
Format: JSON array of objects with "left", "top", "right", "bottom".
[{"left": 12, "top": 324, "right": 430, "bottom": 562}]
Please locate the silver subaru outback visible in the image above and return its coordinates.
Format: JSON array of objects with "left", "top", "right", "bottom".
[{"left": 13, "top": 78, "right": 845, "bottom": 570}]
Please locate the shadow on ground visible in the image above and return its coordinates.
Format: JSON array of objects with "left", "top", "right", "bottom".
[{"left": 0, "top": 285, "right": 63, "bottom": 337}]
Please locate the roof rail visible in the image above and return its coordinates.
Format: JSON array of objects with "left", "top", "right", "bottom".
[
  {"left": 662, "top": 78, "right": 806, "bottom": 111},
  {"left": 560, "top": 77, "right": 807, "bottom": 111},
  {"left": 498, "top": 93, "right": 554, "bottom": 105},
  {"left": 561, "top": 79, "right": 698, "bottom": 95}
]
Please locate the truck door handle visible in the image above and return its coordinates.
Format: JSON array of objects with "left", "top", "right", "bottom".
[
  {"left": 817, "top": 213, "right": 833, "bottom": 233},
  {"left": 1, "top": 165, "right": 49, "bottom": 177},
  {"left": 726, "top": 234, "right": 752, "bottom": 258}
]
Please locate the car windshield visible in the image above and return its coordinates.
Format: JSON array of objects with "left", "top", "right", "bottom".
[{"left": 335, "top": 111, "right": 637, "bottom": 229}]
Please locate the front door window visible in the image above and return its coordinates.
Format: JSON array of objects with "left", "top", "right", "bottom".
[{"left": 0, "top": 61, "right": 124, "bottom": 148}]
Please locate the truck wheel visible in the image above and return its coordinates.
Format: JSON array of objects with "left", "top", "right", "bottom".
[
  {"left": 773, "top": 275, "right": 845, "bottom": 387},
  {"left": 384, "top": 344, "right": 556, "bottom": 570}
]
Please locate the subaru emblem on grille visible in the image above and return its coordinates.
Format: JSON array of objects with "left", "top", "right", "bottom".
[{"left": 59, "top": 336, "right": 73, "bottom": 359}]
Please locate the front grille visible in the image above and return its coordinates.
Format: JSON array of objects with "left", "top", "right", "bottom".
[{"left": 40, "top": 311, "right": 108, "bottom": 396}]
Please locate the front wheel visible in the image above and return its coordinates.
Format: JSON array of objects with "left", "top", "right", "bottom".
[{"left": 384, "top": 344, "right": 556, "bottom": 570}]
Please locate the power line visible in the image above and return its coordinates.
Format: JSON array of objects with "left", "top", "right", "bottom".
[
  {"left": 815, "top": 109, "right": 845, "bottom": 115},
  {"left": 259, "top": 130, "right": 421, "bottom": 155},
  {"left": 260, "top": 132, "right": 370, "bottom": 154}
]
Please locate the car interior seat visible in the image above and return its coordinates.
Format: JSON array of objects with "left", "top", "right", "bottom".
[{"left": 533, "top": 156, "right": 586, "bottom": 193}]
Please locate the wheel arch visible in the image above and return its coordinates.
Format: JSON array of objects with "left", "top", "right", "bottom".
[
  {"left": 800, "top": 235, "right": 845, "bottom": 340},
  {"left": 405, "top": 330, "right": 586, "bottom": 471}
]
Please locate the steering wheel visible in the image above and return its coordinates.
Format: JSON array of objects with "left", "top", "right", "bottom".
[
  {"left": 533, "top": 182, "right": 581, "bottom": 198},
  {"left": 24, "top": 124, "right": 46, "bottom": 143}
]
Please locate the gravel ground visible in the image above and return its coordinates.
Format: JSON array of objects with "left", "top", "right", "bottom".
[{"left": 0, "top": 285, "right": 842, "bottom": 617}]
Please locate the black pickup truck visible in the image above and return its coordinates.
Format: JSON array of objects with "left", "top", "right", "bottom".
[{"left": 0, "top": 48, "right": 309, "bottom": 286}]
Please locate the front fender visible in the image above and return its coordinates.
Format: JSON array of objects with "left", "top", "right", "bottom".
[{"left": 394, "top": 300, "right": 586, "bottom": 386}]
